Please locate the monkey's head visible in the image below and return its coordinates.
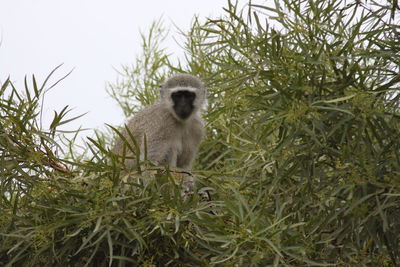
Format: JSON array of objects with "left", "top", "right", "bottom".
[{"left": 160, "top": 74, "right": 206, "bottom": 121}]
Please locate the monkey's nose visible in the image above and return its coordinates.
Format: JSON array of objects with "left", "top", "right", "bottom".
[{"left": 175, "top": 105, "right": 192, "bottom": 120}]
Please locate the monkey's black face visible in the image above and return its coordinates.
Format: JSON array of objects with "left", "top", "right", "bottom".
[{"left": 171, "top": 90, "right": 196, "bottom": 120}]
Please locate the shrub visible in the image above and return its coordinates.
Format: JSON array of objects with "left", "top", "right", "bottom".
[{"left": 1, "top": 0, "right": 399, "bottom": 266}]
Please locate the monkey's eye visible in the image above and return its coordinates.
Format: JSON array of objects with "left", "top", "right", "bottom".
[{"left": 171, "top": 91, "right": 196, "bottom": 102}]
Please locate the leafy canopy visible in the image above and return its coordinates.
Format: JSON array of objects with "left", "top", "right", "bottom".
[{"left": 1, "top": 0, "right": 400, "bottom": 266}]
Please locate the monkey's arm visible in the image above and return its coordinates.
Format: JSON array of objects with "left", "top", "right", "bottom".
[
  {"left": 144, "top": 115, "right": 179, "bottom": 168},
  {"left": 146, "top": 140, "right": 177, "bottom": 168},
  {"left": 177, "top": 149, "right": 197, "bottom": 170},
  {"left": 177, "top": 118, "right": 204, "bottom": 170}
]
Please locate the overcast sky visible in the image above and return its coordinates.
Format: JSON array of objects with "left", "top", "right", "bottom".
[{"left": 0, "top": 0, "right": 228, "bottom": 141}]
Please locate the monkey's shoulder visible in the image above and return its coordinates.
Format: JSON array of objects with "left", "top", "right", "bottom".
[
  {"left": 125, "top": 103, "right": 177, "bottom": 137},
  {"left": 189, "top": 116, "right": 205, "bottom": 132},
  {"left": 127, "top": 102, "right": 168, "bottom": 124}
]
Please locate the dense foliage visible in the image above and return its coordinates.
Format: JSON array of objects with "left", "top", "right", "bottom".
[{"left": 1, "top": 0, "right": 399, "bottom": 266}]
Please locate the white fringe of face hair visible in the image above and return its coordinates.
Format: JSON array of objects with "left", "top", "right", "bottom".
[{"left": 165, "top": 86, "right": 207, "bottom": 115}]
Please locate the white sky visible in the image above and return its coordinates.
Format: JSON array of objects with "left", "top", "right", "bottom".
[{"left": 0, "top": 0, "right": 227, "bottom": 141}]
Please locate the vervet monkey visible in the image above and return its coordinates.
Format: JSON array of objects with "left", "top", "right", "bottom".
[{"left": 112, "top": 74, "right": 206, "bottom": 171}]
